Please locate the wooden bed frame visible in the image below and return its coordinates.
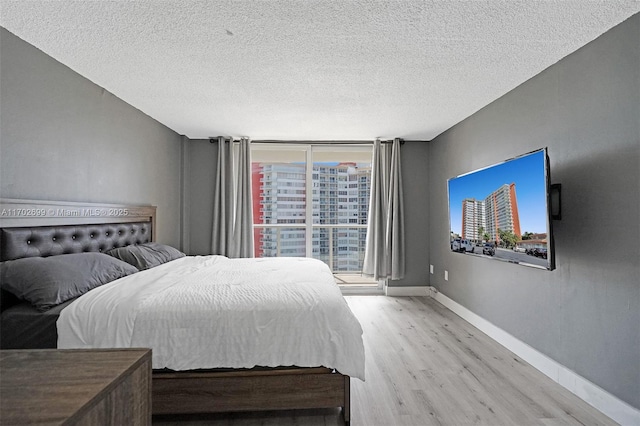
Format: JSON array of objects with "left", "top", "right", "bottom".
[{"left": 0, "top": 198, "right": 351, "bottom": 423}]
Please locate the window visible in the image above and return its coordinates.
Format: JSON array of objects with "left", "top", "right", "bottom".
[{"left": 251, "top": 144, "right": 373, "bottom": 275}]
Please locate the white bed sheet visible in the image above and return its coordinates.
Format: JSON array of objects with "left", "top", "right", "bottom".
[{"left": 57, "top": 255, "right": 365, "bottom": 380}]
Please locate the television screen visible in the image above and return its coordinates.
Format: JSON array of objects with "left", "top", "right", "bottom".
[{"left": 447, "top": 148, "right": 555, "bottom": 270}]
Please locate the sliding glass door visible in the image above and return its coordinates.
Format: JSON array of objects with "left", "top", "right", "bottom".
[
  {"left": 251, "top": 146, "right": 308, "bottom": 258},
  {"left": 251, "top": 144, "right": 373, "bottom": 276}
]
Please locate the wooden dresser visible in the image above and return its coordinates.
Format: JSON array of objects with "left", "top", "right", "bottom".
[{"left": 0, "top": 348, "right": 151, "bottom": 425}]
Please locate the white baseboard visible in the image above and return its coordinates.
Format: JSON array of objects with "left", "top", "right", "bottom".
[
  {"left": 385, "top": 285, "right": 430, "bottom": 297},
  {"left": 428, "top": 286, "right": 640, "bottom": 426}
]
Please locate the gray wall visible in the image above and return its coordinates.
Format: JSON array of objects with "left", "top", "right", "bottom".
[
  {"left": 183, "top": 140, "right": 430, "bottom": 287},
  {"left": 428, "top": 14, "right": 639, "bottom": 409},
  {"left": 389, "top": 142, "right": 429, "bottom": 287},
  {"left": 183, "top": 139, "right": 217, "bottom": 256},
  {"left": 0, "top": 28, "right": 183, "bottom": 247}
]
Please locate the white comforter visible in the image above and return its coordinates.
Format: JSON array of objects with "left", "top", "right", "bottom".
[{"left": 57, "top": 255, "right": 365, "bottom": 380}]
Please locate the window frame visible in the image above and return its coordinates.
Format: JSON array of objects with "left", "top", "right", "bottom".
[{"left": 251, "top": 143, "right": 382, "bottom": 290}]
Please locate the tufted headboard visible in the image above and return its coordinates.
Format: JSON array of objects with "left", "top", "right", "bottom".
[
  {"left": 0, "top": 222, "right": 152, "bottom": 261},
  {"left": 0, "top": 198, "right": 157, "bottom": 259}
]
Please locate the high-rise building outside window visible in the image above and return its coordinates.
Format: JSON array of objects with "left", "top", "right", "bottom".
[{"left": 251, "top": 145, "right": 372, "bottom": 274}]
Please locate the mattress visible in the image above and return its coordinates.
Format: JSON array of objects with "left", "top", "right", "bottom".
[
  {"left": 58, "top": 255, "right": 365, "bottom": 380},
  {"left": 1, "top": 299, "right": 74, "bottom": 349}
]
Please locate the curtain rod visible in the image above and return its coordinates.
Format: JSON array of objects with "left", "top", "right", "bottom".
[
  {"left": 210, "top": 139, "right": 421, "bottom": 144},
  {"left": 259, "top": 139, "right": 411, "bottom": 144},
  {"left": 254, "top": 140, "right": 398, "bottom": 144}
]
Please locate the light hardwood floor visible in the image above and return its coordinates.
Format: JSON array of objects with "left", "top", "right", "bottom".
[{"left": 153, "top": 296, "right": 616, "bottom": 426}]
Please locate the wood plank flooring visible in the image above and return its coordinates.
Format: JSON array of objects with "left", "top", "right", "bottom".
[{"left": 153, "top": 296, "right": 617, "bottom": 426}]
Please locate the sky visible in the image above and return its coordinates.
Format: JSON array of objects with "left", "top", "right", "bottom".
[{"left": 448, "top": 149, "right": 548, "bottom": 236}]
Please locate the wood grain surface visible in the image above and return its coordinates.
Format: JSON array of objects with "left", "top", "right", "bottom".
[{"left": 1, "top": 348, "right": 151, "bottom": 425}]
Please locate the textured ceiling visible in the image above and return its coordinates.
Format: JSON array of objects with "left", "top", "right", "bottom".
[{"left": 1, "top": 1, "right": 638, "bottom": 141}]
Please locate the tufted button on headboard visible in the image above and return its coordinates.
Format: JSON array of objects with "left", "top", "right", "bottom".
[{"left": 0, "top": 222, "right": 151, "bottom": 261}]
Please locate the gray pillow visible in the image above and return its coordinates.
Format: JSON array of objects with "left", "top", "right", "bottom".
[
  {"left": 0, "top": 252, "right": 139, "bottom": 312},
  {"left": 106, "top": 242, "right": 185, "bottom": 270}
]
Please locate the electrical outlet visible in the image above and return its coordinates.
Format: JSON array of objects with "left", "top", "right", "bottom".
[
  {"left": 430, "top": 264, "right": 434, "bottom": 274},
  {"left": 444, "top": 270, "right": 449, "bottom": 281}
]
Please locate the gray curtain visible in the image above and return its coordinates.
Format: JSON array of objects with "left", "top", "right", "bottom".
[
  {"left": 362, "top": 138, "right": 405, "bottom": 280},
  {"left": 211, "top": 137, "right": 254, "bottom": 258},
  {"left": 232, "top": 138, "right": 254, "bottom": 258},
  {"left": 212, "top": 136, "right": 233, "bottom": 256}
]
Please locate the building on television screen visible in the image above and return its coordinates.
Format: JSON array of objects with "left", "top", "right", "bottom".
[
  {"left": 461, "top": 183, "right": 521, "bottom": 243},
  {"left": 462, "top": 198, "right": 485, "bottom": 241}
]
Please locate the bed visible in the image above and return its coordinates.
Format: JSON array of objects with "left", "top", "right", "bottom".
[{"left": 0, "top": 199, "right": 364, "bottom": 423}]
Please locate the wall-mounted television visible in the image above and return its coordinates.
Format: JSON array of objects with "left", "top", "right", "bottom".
[{"left": 447, "top": 148, "right": 555, "bottom": 271}]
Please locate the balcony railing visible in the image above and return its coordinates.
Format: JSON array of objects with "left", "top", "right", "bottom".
[{"left": 253, "top": 223, "right": 368, "bottom": 273}]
